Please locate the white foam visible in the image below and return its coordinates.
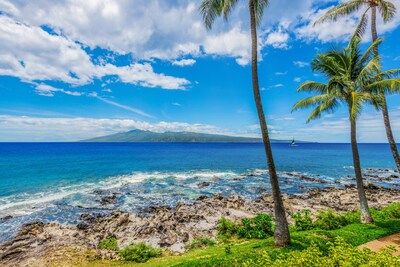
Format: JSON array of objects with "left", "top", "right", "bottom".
[{"left": 0, "top": 170, "right": 240, "bottom": 217}]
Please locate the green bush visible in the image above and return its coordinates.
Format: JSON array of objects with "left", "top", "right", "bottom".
[
  {"left": 185, "top": 237, "right": 216, "bottom": 250},
  {"left": 217, "top": 217, "right": 239, "bottom": 238},
  {"left": 314, "top": 210, "right": 350, "bottom": 230},
  {"left": 291, "top": 209, "right": 314, "bottom": 231},
  {"left": 237, "top": 214, "right": 273, "bottom": 239},
  {"left": 98, "top": 236, "right": 118, "bottom": 251},
  {"left": 119, "top": 242, "right": 162, "bottom": 263},
  {"left": 378, "top": 202, "right": 400, "bottom": 220},
  {"left": 243, "top": 237, "right": 400, "bottom": 267}
]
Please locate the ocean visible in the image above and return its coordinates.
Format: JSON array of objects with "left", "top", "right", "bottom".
[{"left": 0, "top": 142, "right": 398, "bottom": 242}]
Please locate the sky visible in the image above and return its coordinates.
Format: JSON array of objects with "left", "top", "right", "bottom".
[{"left": 0, "top": 0, "right": 399, "bottom": 142}]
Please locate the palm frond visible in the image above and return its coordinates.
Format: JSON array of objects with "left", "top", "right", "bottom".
[
  {"left": 254, "top": 0, "right": 270, "bottom": 26},
  {"left": 353, "top": 8, "right": 370, "bottom": 40},
  {"left": 356, "top": 56, "right": 381, "bottom": 85},
  {"left": 222, "top": 0, "right": 240, "bottom": 22},
  {"left": 366, "top": 78, "right": 400, "bottom": 94},
  {"left": 199, "top": 0, "right": 223, "bottom": 30},
  {"left": 306, "top": 97, "right": 339, "bottom": 122},
  {"left": 359, "top": 38, "right": 383, "bottom": 66},
  {"left": 313, "top": 0, "right": 367, "bottom": 25},
  {"left": 297, "top": 81, "right": 329, "bottom": 94},
  {"left": 378, "top": 0, "right": 397, "bottom": 23}
]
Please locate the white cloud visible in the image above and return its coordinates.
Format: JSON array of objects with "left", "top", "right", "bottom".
[
  {"left": 265, "top": 29, "right": 290, "bottom": 49},
  {"left": 294, "top": 77, "right": 302, "bottom": 82},
  {"left": 275, "top": 71, "right": 288, "bottom": 75},
  {"left": 203, "top": 26, "right": 254, "bottom": 66},
  {"left": 0, "top": 115, "right": 241, "bottom": 142},
  {"left": 295, "top": 1, "right": 400, "bottom": 43},
  {"left": 35, "top": 84, "right": 83, "bottom": 97},
  {"left": 296, "top": 108, "right": 400, "bottom": 142},
  {"left": 0, "top": 0, "right": 258, "bottom": 66},
  {"left": 89, "top": 93, "right": 153, "bottom": 118},
  {"left": 172, "top": 102, "right": 181, "bottom": 106},
  {"left": 0, "top": 15, "right": 190, "bottom": 90},
  {"left": 294, "top": 61, "right": 310, "bottom": 68},
  {"left": 172, "top": 59, "right": 196, "bottom": 67}
]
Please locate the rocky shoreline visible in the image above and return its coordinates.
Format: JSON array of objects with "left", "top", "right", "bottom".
[{"left": 1, "top": 181, "right": 400, "bottom": 266}]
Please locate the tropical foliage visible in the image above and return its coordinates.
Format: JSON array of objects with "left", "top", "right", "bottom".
[
  {"left": 315, "top": 0, "right": 400, "bottom": 173},
  {"left": 292, "top": 34, "right": 400, "bottom": 223}
]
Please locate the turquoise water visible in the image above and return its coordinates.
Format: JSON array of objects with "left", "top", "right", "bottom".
[{"left": 0, "top": 142, "right": 398, "bottom": 241}]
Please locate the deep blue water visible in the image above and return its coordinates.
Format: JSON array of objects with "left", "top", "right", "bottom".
[{"left": 0, "top": 142, "right": 398, "bottom": 241}]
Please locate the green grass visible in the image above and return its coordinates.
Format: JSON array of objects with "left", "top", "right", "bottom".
[
  {"left": 83, "top": 219, "right": 400, "bottom": 266},
  {"left": 56, "top": 203, "right": 400, "bottom": 267}
]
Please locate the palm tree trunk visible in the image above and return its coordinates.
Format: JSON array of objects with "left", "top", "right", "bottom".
[
  {"left": 248, "top": 0, "right": 290, "bottom": 246},
  {"left": 371, "top": 6, "right": 400, "bottom": 172},
  {"left": 350, "top": 116, "right": 373, "bottom": 224}
]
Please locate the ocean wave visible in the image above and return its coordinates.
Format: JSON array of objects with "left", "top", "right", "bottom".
[{"left": 0, "top": 170, "right": 240, "bottom": 217}]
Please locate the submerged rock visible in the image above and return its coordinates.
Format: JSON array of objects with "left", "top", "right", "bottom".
[{"left": 197, "top": 182, "right": 211, "bottom": 188}]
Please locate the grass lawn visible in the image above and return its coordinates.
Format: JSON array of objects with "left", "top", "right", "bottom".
[{"left": 74, "top": 218, "right": 400, "bottom": 267}]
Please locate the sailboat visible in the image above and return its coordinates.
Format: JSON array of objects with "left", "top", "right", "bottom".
[{"left": 290, "top": 138, "right": 298, "bottom": 147}]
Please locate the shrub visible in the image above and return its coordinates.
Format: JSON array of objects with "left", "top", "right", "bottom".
[
  {"left": 98, "top": 236, "right": 118, "bottom": 251},
  {"left": 291, "top": 209, "right": 314, "bottom": 231},
  {"left": 185, "top": 237, "right": 216, "bottom": 250},
  {"left": 378, "top": 202, "right": 400, "bottom": 220},
  {"left": 119, "top": 242, "right": 162, "bottom": 263},
  {"left": 217, "top": 217, "right": 239, "bottom": 238},
  {"left": 243, "top": 237, "right": 400, "bottom": 266},
  {"left": 237, "top": 214, "right": 274, "bottom": 239},
  {"left": 314, "top": 210, "right": 349, "bottom": 230}
]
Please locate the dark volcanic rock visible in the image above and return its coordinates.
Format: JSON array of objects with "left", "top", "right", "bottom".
[{"left": 197, "top": 182, "right": 211, "bottom": 188}]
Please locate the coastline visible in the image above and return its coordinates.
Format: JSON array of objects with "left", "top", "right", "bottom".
[{"left": 1, "top": 178, "right": 400, "bottom": 266}]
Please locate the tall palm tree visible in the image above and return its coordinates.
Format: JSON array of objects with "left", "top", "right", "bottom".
[
  {"left": 293, "top": 35, "right": 400, "bottom": 224},
  {"left": 315, "top": 0, "right": 400, "bottom": 173},
  {"left": 199, "top": 0, "right": 290, "bottom": 246}
]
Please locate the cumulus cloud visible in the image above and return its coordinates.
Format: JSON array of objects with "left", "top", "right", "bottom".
[
  {"left": 265, "top": 29, "right": 290, "bottom": 49},
  {"left": 203, "top": 26, "right": 253, "bottom": 66},
  {"left": 0, "top": 15, "right": 190, "bottom": 90},
  {"left": 0, "top": 115, "right": 241, "bottom": 142}
]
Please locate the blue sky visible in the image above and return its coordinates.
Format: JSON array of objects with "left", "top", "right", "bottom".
[{"left": 0, "top": 0, "right": 399, "bottom": 142}]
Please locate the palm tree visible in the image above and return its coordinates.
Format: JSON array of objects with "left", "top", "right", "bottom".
[
  {"left": 199, "top": 0, "right": 290, "bottom": 246},
  {"left": 314, "top": 0, "right": 400, "bottom": 173},
  {"left": 293, "top": 35, "right": 400, "bottom": 224}
]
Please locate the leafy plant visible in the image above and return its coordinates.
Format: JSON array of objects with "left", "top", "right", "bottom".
[
  {"left": 244, "top": 237, "right": 400, "bottom": 266},
  {"left": 119, "top": 242, "right": 162, "bottom": 263},
  {"left": 98, "top": 236, "right": 118, "bottom": 251},
  {"left": 291, "top": 209, "right": 314, "bottom": 231},
  {"left": 237, "top": 214, "right": 273, "bottom": 239},
  {"left": 217, "top": 217, "right": 238, "bottom": 238},
  {"left": 185, "top": 237, "right": 216, "bottom": 250},
  {"left": 378, "top": 202, "right": 400, "bottom": 220},
  {"left": 314, "top": 210, "right": 350, "bottom": 230}
]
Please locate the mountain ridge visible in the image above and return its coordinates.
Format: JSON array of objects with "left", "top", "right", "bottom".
[{"left": 81, "top": 129, "right": 310, "bottom": 143}]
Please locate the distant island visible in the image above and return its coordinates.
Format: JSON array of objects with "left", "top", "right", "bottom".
[{"left": 81, "top": 129, "right": 309, "bottom": 143}]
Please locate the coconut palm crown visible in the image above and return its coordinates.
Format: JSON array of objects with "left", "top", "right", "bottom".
[
  {"left": 293, "top": 35, "right": 400, "bottom": 223},
  {"left": 314, "top": 0, "right": 400, "bottom": 173}
]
